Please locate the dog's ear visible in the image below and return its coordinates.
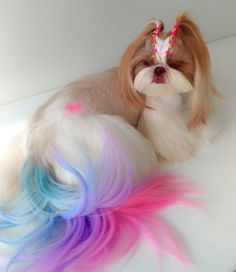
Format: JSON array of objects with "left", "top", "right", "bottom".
[
  {"left": 119, "top": 19, "right": 163, "bottom": 108},
  {"left": 176, "top": 12, "right": 217, "bottom": 129}
]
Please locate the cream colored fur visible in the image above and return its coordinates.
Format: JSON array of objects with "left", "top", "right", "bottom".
[
  {"left": 0, "top": 128, "right": 26, "bottom": 204},
  {"left": 138, "top": 95, "right": 217, "bottom": 163}
]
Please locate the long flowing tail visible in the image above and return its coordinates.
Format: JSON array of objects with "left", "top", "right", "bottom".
[{"left": 0, "top": 113, "right": 197, "bottom": 272}]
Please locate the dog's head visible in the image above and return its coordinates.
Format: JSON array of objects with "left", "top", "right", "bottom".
[{"left": 119, "top": 13, "right": 216, "bottom": 128}]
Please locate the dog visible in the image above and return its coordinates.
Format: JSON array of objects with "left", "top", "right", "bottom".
[
  {"left": 119, "top": 12, "right": 219, "bottom": 162},
  {"left": 0, "top": 13, "right": 209, "bottom": 272}
]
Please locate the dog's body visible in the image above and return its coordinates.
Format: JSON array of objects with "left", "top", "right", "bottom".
[
  {"left": 0, "top": 68, "right": 216, "bottom": 205},
  {"left": 33, "top": 68, "right": 140, "bottom": 127}
]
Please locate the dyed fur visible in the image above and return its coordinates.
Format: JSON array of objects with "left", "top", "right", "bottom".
[{"left": 0, "top": 108, "right": 196, "bottom": 271}]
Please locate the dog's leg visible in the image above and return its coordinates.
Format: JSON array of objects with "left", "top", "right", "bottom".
[{"left": 138, "top": 96, "right": 197, "bottom": 163}]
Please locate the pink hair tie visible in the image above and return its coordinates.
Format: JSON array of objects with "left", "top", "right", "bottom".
[
  {"left": 173, "top": 23, "right": 180, "bottom": 30},
  {"left": 151, "top": 25, "right": 162, "bottom": 64},
  {"left": 165, "top": 23, "right": 180, "bottom": 56}
]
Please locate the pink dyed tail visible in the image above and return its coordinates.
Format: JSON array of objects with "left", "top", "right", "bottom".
[
  {"left": 2, "top": 171, "right": 197, "bottom": 272},
  {"left": 72, "top": 174, "right": 197, "bottom": 272},
  {"left": 113, "top": 174, "right": 196, "bottom": 264}
]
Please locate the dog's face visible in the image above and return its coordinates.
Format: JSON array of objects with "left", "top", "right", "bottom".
[
  {"left": 119, "top": 13, "right": 216, "bottom": 128},
  {"left": 133, "top": 28, "right": 195, "bottom": 98}
]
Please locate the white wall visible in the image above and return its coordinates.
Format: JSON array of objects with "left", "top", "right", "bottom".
[{"left": 0, "top": 0, "right": 236, "bottom": 105}]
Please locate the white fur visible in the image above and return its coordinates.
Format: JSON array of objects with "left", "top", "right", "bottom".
[
  {"left": 138, "top": 96, "right": 196, "bottom": 162},
  {"left": 134, "top": 67, "right": 193, "bottom": 98},
  {"left": 0, "top": 123, "right": 27, "bottom": 204},
  {"left": 27, "top": 97, "right": 159, "bottom": 187},
  {"left": 138, "top": 96, "right": 218, "bottom": 162},
  {"left": 155, "top": 37, "right": 170, "bottom": 63}
]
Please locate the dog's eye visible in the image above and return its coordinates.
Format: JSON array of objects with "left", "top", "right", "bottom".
[
  {"left": 169, "top": 62, "right": 181, "bottom": 70},
  {"left": 143, "top": 60, "right": 152, "bottom": 66}
]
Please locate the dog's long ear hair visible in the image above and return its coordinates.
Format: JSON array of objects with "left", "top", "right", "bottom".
[
  {"left": 119, "top": 19, "right": 163, "bottom": 108},
  {"left": 176, "top": 13, "right": 218, "bottom": 129}
]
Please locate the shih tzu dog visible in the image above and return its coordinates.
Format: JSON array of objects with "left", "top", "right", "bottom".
[
  {"left": 119, "top": 12, "right": 219, "bottom": 162},
  {"left": 0, "top": 13, "right": 213, "bottom": 272}
]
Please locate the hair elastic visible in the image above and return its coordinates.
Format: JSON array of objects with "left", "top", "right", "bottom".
[
  {"left": 151, "top": 25, "right": 162, "bottom": 64},
  {"left": 165, "top": 23, "right": 180, "bottom": 56},
  {"left": 151, "top": 23, "right": 180, "bottom": 63}
]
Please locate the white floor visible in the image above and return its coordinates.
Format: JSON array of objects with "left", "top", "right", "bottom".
[{"left": 0, "top": 36, "right": 236, "bottom": 272}]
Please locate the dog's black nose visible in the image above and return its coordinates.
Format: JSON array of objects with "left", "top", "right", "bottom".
[{"left": 154, "top": 66, "right": 166, "bottom": 76}]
